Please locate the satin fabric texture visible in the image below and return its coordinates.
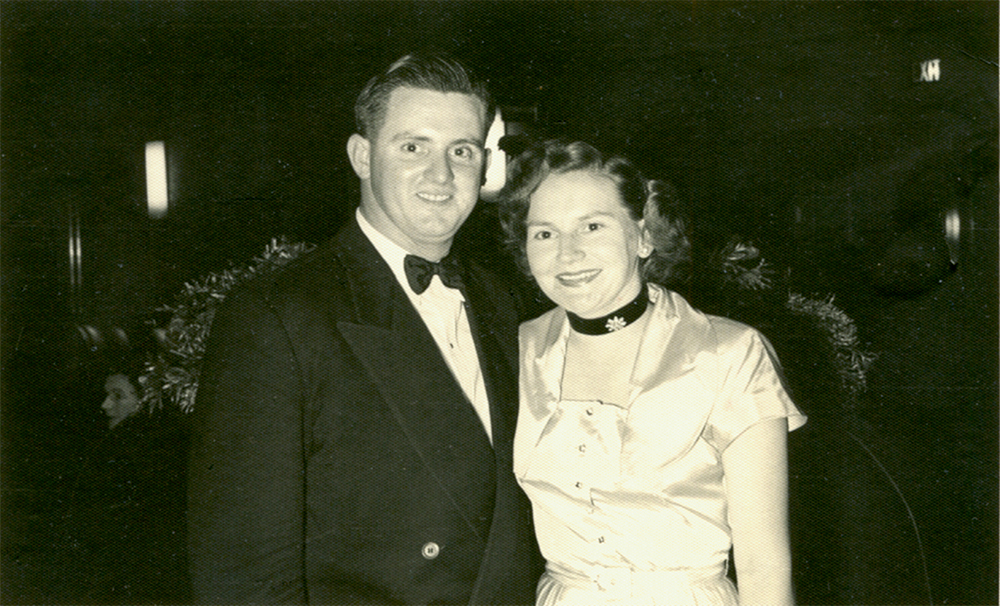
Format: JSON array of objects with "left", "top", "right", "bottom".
[{"left": 515, "top": 284, "right": 806, "bottom": 605}]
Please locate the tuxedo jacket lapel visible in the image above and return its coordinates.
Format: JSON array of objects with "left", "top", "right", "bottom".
[
  {"left": 332, "top": 223, "right": 495, "bottom": 540},
  {"left": 458, "top": 265, "right": 533, "bottom": 604},
  {"left": 460, "top": 271, "right": 518, "bottom": 460}
]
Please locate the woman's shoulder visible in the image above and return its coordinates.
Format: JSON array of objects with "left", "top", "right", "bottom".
[
  {"left": 704, "top": 312, "right": 765, "bottom": 347},
  {"left": 652, "top": 285, "right": 767, "bottom": 355},
  {"left": 519, "top": 306, "right": 563, "bottom": 338}
]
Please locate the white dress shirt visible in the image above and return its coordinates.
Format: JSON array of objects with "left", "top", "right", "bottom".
[{"left": 356, "top": 209, "right": 492, "bottom": 443}]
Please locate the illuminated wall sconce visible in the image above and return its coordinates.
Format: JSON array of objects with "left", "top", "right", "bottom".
[
  {"left": 480, "top": 109, "right": 507, "bottom": 200},
  {"left": 480, "top": 106, "right": 538, "bottom": 201},
  {"left": 944, "top": 206, "right": 961, "bottom": 267},
  {"left": 145, "top": 140, "right": 169, "bottom": 218}
]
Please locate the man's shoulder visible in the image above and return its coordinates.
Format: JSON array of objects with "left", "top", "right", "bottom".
[{"left": 218, "top": 235, "right": 356, "bottom": 322}]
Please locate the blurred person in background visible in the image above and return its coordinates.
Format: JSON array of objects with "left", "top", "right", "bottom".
[{"left": 70, "top": 350, "right": 189, "bottom": 604}]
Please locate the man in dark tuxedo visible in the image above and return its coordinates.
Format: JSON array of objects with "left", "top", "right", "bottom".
[{"left": 187, "top": 53, "right": 542, "bottom": 604}]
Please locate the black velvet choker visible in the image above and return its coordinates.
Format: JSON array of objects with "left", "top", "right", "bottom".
[{"left": 567, "top": 288, "right": 649, "bottom": 335}]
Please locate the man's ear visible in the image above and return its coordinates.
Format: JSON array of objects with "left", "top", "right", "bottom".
[
  {"left": 480, "top": 147, "right": 492, "bottom": 186},
  {"left": 347, "top": 133, "right": 371, "bottom": 180}
]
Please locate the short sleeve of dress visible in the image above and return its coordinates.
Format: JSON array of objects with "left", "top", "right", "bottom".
[{"left": 704, "top": 324, "right": 807, "bottom": 453}]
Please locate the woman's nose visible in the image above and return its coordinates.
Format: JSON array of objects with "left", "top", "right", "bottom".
[{"left": 558, "top": 233, "right": 584, "bottom": 261}]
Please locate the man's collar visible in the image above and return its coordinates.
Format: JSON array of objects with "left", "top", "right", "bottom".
[
  {"left": 356, "top": 208, "right": 465, "bottom": 301},
  {"left": 356, "top": 208, "right": 416, "bottom": 296}
]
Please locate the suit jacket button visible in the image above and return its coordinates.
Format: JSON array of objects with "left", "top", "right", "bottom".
[{"left": 421, "top": 542, "right": 440, "bottom": 559}]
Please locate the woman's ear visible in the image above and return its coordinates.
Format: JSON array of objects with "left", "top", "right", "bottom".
[
  {"left": 638, "top": 221, "right": 654, "bottom": 258},
  {"left": 347, "top": 133, "right": 371, "bottom": 180}
]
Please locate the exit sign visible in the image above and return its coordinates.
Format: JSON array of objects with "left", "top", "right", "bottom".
[{"left": 915, "top": 58, "right": 941, "bottom": 82}]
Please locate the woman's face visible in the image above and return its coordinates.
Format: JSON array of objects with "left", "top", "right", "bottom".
[
  {"left": 525, "top": 170, "right": 649, "bottom": 318},
  {"left": 102, "top": 374, "right": 140, "bottom": 429}
]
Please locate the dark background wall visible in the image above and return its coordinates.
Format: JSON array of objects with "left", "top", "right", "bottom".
[{"left": 2, "top": 2, "right": 996, "bottom": 604}]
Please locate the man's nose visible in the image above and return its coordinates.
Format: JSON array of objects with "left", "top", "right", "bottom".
[{"left": 425, "top": 152, "right": 454, "bottom": 184}]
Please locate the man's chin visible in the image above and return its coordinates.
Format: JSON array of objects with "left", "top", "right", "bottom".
[{"left": 413, "top": 224, "right": 464, "bottom": 245}]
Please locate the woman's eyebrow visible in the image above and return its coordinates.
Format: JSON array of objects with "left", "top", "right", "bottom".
[{"left": 527, "top": 211, "right": 617, "bottom": 226}]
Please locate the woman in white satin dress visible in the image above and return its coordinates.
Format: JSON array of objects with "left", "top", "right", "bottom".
[{"left": 498, "top": 140, "right": 806, "bottom": 606}]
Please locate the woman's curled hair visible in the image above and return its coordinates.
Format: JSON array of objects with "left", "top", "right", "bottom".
[{"left": 497, "top": 139, "right": 691, "bottom": 289}]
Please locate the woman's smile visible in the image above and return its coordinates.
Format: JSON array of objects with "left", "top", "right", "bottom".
[{"left": 556, "top": 269, "right": 601, "bottom": 287}]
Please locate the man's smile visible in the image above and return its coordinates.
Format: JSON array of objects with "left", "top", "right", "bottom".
[{"left": 417, "top": 192, "right": 452, "bottom": 203}]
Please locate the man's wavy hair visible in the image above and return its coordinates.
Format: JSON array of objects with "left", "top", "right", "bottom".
[
  {"left": 497, "top": 139, "right": 691, "bottom": 289},
  {"left": 354, "top": 52, "right": 495, "bottom": 139}
]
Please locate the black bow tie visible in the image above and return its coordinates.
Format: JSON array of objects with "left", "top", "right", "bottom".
[{"left": 404, "top": 254, "right": 465, "bottom": 294}]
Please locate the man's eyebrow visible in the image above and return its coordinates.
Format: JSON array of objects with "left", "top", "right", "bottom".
[
  {"left": 389, "top": 132, "right": 431, "bottom": 142},
  {"left": 389, "top": 132, "right": 485, "bottom": 147}
]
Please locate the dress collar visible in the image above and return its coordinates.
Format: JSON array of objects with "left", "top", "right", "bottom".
[{"left": 534, "top": 284, "right": 717, "bottom": 396}]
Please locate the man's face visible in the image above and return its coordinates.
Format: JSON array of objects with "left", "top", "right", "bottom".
[{"left": 351, "top": 87, "right": 490, "bottom": 260}]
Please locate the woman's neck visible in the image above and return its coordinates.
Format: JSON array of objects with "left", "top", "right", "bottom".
[{"left": 561, "top": 307, "right": 650, "bottom": 405}]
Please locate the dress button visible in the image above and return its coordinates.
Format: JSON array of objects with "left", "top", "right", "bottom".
[
  {"left": 575, "top": 481, "right": 583, "bottom": 489},
  {"left": 597, "top": 536, "right": 606, "bottom": 544},
  {"left": 578, "top": 444, "right": 586, "bottom": 453},
  {"left": 586, "top": 407, "right": 594, "bottom": 416},
  {"left": 421, "top": 542, "right": 440, "bottom": 559}
]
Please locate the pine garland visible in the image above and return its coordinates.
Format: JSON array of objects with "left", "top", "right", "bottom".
[
  {"left": 712, "top": 236, "right": 876, "bottom": 397},
  {"left": 713, "top": 239, "right": 773, "bottom": 291},
  {"left": 138, "top": 238, "right": 314, "bottom": 414},
  {"left": 786, "top": 292, "right": 877, "bottom": 396}
]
